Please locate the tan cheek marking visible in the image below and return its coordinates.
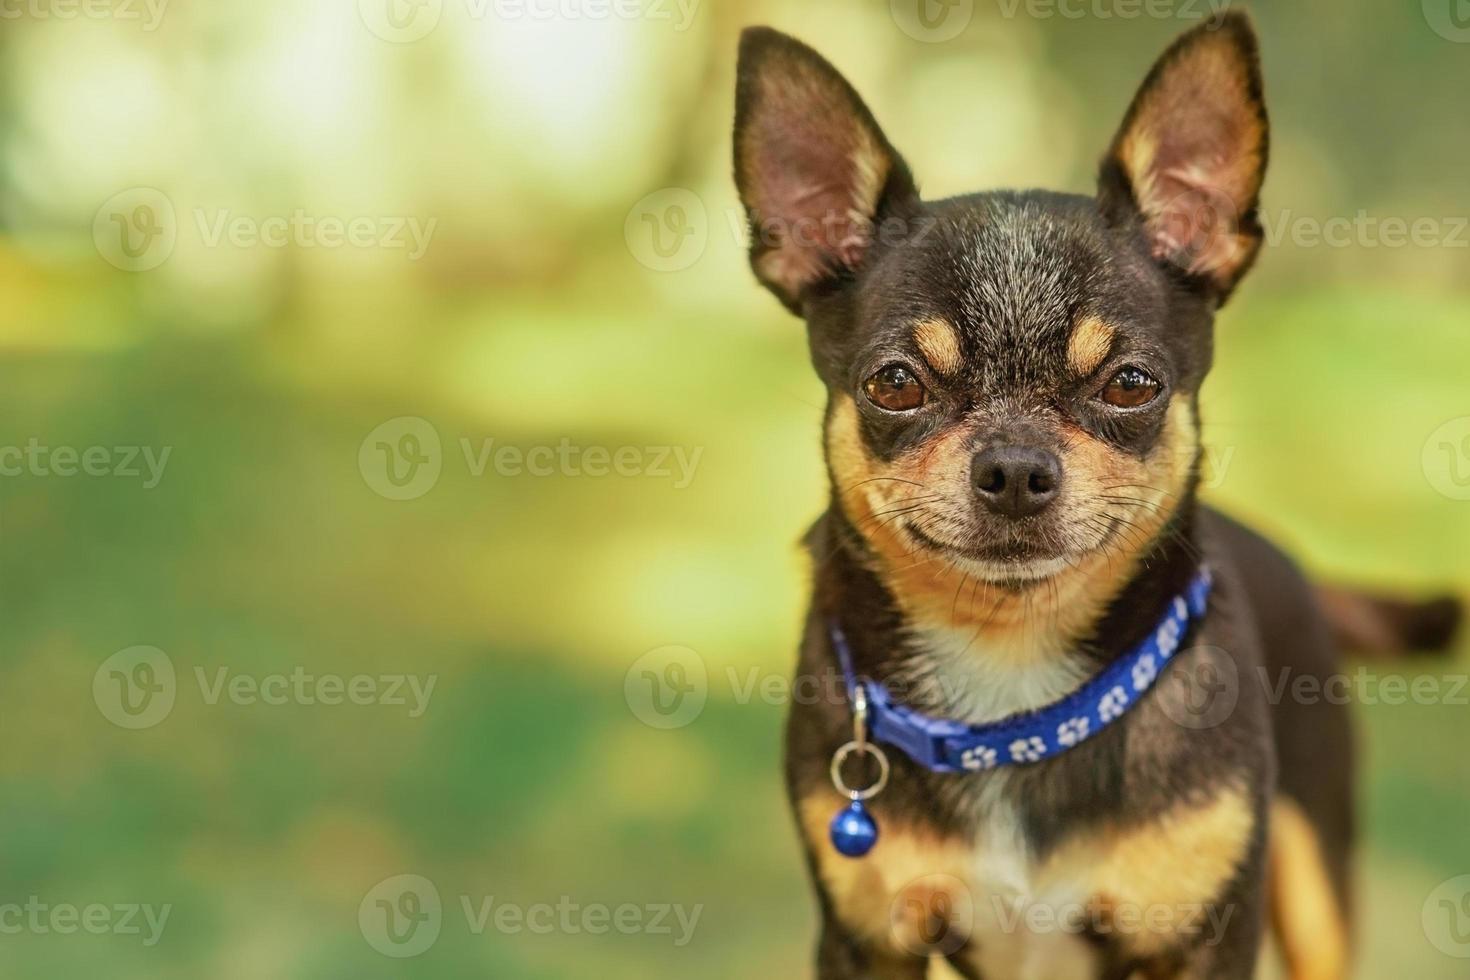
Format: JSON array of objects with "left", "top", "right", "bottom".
[
  {"left": 825, "top": 391, "right": 968, "bottom": 580},
  {"left": 1268, "top": 798, "right": 1350, "bottom": 980},
  {"left": 1038, "top": 783, "right": 1255, "bottom": 959},
  {"left": 913, "top": 318, "right": 964, "bottom": 377},
  {"left": 1063, "top": 396, "right": 1196, "bottom": 562},
  {"left": 798, "top": 792, "right": 973, "bottom": 953},
  {"left": 826, "top": 398, "right": 1055, "bottom": 655},
  {"left": 1067, "top": 316, "right": 1116, "bottom": 376}
]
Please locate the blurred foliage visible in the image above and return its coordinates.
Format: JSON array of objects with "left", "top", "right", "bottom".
[{"left": 0, "top": 0, "right": 1467, "bottom": 977}]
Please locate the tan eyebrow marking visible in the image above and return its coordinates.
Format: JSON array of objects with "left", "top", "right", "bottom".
[
  {"left": 1067, "top": 315, "right": 1117, "bottom": 376},
  {"left": 912, "top": 318, "right": 963, "bottom": 377}
]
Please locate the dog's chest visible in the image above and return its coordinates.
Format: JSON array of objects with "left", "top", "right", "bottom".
[
  {"left": 801, "top": 631, "right": 1255, "bottom": 975},
  {"left": 803, "top": 776, "right": 1254, "bottom": 976},
  {"left": 802, "top": 783, "right": 1103, "bottom": 979}
]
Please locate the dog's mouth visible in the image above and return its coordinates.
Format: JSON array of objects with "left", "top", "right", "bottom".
[{"left": 904, "top": 517, "right": 1120, "bottom": 586}]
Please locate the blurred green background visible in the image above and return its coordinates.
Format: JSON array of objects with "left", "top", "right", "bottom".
[{"left": 0, "top": 0, "right": 1467, "bottom": 976}]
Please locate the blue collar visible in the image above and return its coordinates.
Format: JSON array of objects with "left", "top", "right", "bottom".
[{"left": 830, "top": 567, "right": 1212, "bottom": 773}]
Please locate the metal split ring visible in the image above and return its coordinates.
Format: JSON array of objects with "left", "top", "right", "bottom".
[{"left": 830, "top": 740, "right": 890, "bottom": 802}]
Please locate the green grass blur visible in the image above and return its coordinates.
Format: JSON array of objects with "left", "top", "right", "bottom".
[{"left": 0, "top": 1, "right": 1467, "bottom": 977}]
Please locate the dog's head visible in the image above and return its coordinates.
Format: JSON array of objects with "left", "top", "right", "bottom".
[{"left": 734, "top": 16, "right": 1266, "bottom": 596}]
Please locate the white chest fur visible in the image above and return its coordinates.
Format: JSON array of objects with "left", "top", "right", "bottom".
[
  {"left": 895, "top": 624, "right": 1094, "bottom": 725},
  {"left": 953, "top": 777, "right": 1100, "bottom": 980}
]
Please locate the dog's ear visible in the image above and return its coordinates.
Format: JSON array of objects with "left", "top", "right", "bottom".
[
  {"left": 1098, "top": 13, "right": 1268, "bottom": 301},
  {"left": 734, "top": 27, "right": 917, "bottom": 312}
]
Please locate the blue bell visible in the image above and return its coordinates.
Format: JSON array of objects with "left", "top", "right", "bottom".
[{"left": 830, "top": 800, "right": 878, "bottom": 857}]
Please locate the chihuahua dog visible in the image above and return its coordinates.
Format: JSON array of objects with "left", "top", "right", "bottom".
[{"left": 733, "top": 13, "right": 1459, "bottom": 980}]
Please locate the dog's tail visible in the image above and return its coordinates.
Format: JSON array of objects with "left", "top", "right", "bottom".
[{"left": 1314, "top": 583, "right": 1463, "bottom": 658}]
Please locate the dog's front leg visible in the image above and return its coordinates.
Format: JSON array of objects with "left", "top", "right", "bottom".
[
  {"left": 1167, "top": 876, "right": 1268, "bottom": 980},
  {"left": 816, "top": 920, "right": 930, "bottom": 980}
]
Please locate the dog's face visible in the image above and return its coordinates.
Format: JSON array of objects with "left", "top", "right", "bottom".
[{"left": 735, "top": 17, "right": 1266, "bottom": 590}]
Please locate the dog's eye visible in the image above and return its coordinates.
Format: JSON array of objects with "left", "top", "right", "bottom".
[
  {"left": 864, "top": 364, "right": 926, "bottom": 412},
  {"left": 1099, "top": 366, "right": 1161, "bottom": 408}
]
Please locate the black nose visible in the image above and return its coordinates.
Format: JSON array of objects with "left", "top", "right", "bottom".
[{"left": 971, "top": 445, "right": 1061, "bottom": 518}]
